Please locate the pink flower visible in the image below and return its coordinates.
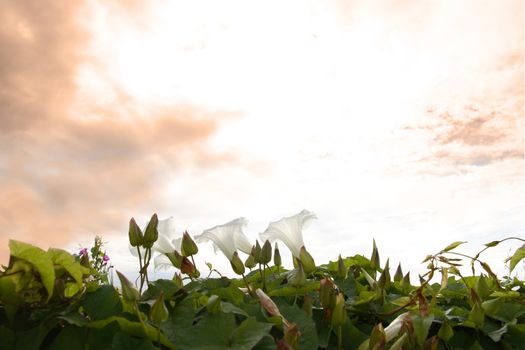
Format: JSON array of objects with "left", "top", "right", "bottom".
[
  {"left": 102, "top": 254, "right": 110, "bottom": 264},
  {"left": 79, "top": 248, "right": 88, "bottom": 257}
]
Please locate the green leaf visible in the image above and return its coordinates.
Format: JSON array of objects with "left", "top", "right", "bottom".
[
  {"left": 412, "top": 314, "right": 434, "bottom": 346},
  {"left": 9, "top": 240, "right": 55, "bottom": 301},
  {"left": 87, "top": 316, "right": 176, "bottom": 349},
  {"left": 279, "top": 304, "right": 319, "bottom": 350},
  {"left": 47, "top": 248, "right": 83, "bottom": 287},
  {"left": 484, "top": 240, "right": 501, "bottom": 248},
  {"left": 81, "top": 285, "right": 122, "bottom": 320},
  {"left": 468, "top": 303, "right": 485, "bottom": 328},
  {"left": 48, "top": 325, "right": 85, "bottom": 350},
  {"left": 268, "top": 280, "right": 319, "bottom": 297},
  {"left": 176, "top": 313, "right": 235, "bottom": 349},
  {"left": 441, "top": 241, "right": 467, "bottom": 253},
  {"left": 509, "top": 244, "right": 525, "bottom": 273},
  {"left": 504, "top": 324, "right": 525, "bottom": 348},
  {"left": 437, "top": 319, "right": 454, "bottom": 341},
  {"left": 231, "top": 317, "right": 273, "bottom": 350},
  {"left": 221, "top": 301, "right": 249, "bottom": 317},
  {"left": 0, "top": 325, "right": 15, "bottom": 350},
  {"left": 112, "top": 331, "right": 156, "bottom": 350}
]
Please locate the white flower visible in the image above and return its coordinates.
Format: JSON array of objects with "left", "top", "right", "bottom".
[
  {"left": 195, "top": 217, "right": 252, "bottom": 260},
  {"left": 384, "top": 312, "right": 411, "bottom": 342},
  {"left": 260, "top": 209, "right": 317, "bottom": 258}
]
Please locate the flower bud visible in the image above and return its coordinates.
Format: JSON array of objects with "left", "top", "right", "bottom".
[
  {"left": 370, "top": 239, "right": 380, "bottom": 271},
  {"left": 260, "top": 240, "right": 272, "bottom": 265},
  {"left": 253, "top": 241, "right": 262, "bottom": 263},
  {"left": 116, "top": 270, "right": 139, "bottom": 302},
  {"left": 245, "top": 253, "right": 256, "bottom": 269},
  {"left": 128, "top": 218, "right": 144, "bottom": 247},
  {"left": 274, "top": 242, "right": 282, "bottom": 267},
  {"left": 302, "top": 295, "right": 313, "bottom": 316},
  {"left": 331, "top": 292, "right": 346, "bottom": 327},
  {"left": 206, "top": 294, "right": 221, "bottom": 314},
  {"left": 283, "top": 323, "right": 300, "bottom": 350},
  {"left": 143, "top": 214, "right": 159, "bottom": 248},
  {"left": 230, "top": 251, "right": 245, "bottom": 275},
  {"left": 337, "top": 254, "right": 347, "bottom": 279},
  {"left": 149, "top": 292, "right": 168, "bottom": 324},
  {"left": 173, "top": 273, "right": 183, "bottom": 288},
  {"left": 378, "top": 259, "right": 391, "bottom": 290},
  {"left": 320, "top": 277, "right": 336, "bottom": 311},
  {"left": 256, "top": 288, "right": 283, "bottom": 319},
  {"left": 299, "top": 246, "right": 316, "bottom": 274},
  {"left": 181, "top": 257, "right": 197, "bottom": 275},
  {"left": 288, "top": 261, "right": 306, "bottom": 287},
  {"left": 181, "top": 231, "right": 198, "bottom": 257},
  {"left": 165, "top": 251, "right": 183, "bottom": 269},
  {"left": 394, "top": 263, "right": 403, "bottom": 282}
]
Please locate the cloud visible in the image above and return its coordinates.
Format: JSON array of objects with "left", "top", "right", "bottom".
[{"left": 0, "top": 1, "right": 238, "bottom": 263}]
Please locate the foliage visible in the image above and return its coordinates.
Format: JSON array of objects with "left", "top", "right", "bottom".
[{"left": 0, "top": 214, "right": 524, "bottom": 349}]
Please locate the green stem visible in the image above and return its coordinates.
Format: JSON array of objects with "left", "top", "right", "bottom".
[
  {"left": 242, "top": 273, "right": 254, "bottom": 297},
  {"left": 136, "top": 247, "right": 145, "bottom": 293},
  {"left": 337, "top": 325, "right": 342, "bottom": 350}
]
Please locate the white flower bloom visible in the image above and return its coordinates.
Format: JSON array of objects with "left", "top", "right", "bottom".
[
  {"left": 384, "top": 312, "right": 411, "bottom": 342},
  {"left": 260, "top": 210, "right": 317, "bottom": 258},
  {"left": 195, "top": 217, "right": 252, "bottom": 260}
]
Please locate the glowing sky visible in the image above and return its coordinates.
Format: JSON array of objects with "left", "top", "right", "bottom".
[{"left": 1, "top": 0, "right": 523, "bottom": 279}]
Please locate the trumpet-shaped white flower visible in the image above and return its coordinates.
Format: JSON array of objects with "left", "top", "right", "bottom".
[
  {"left": 195, "top": 217, "right": 252, "bottom": 260},
  {"left": 260, "top": 209, "right": 317, "bottom": 258},
  {"left": 384, "top": 312, "right": 411, "bottom": 342}
]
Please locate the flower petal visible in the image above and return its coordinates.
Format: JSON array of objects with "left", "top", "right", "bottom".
[
  {"left": 260, "top": 209, "right": 316, "bottom": 258},
  {"left": 154, "top": 254, "right": 173, "bottom": 271},
  {"left": 196, "top": 217, "right": 251, "bottom": 260}
]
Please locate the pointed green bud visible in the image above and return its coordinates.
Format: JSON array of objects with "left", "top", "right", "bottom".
[
  {"left": 378, "top": 259, "right": 391, "bottom": 290},
  {"left": 299, "top": 246, "right": 316, "bottom": 274},
  {"left": 245, "top": 253, "right": 256, "bottom": 269},
  {"left": 143, "top": 214, "right": 159, "bottom": 248},
  {"left": 260, "top": 240, "right": 272, "bottom": 265},
  {"left": 116, "top": 270, "right": 139, "bottom": 302},
  {"left": 283, "top": 323, "right": 300, "bottom": 350},
  {"left": 370, "top": 239, "right": 380, "bottom": 271},
  {"left": 173, "top": 272, "right": 183, "bottom": 288},
  {"left": 302, "top": 295, "right": 313, "bottom": 316},
  {"left": 401, "top": 272, "right": 411, "bottom": 290},
  {"left": 181, "top": 257, "right": 197, "bottom": 275},
  {"left": 394, "top": 263, "right": 403, "bottom": 282},
  {"left": 230, "top": 251, "right": 245, "bottom": 275},
  {"left": 331, "top": 292, "right": 346, "bottom": 327},
  {"left": 181, "top": 231, "right": 198, "bottom": 257},
  {"left": 150, "top": 292, "right": 168, "bottom": 324},
  {"left": 288, "top": 261, "right": 306, "bottom": 287},
  {"left": 320, "top": 277, "right": 337, "bottom": 312},
  {"left": 128, "top": 218, "right": 144, "bottom": 247},
  {"left": 369, "top": 323, "right": 386, "bottom": 350},
  {"left": 206, "top": 294, "right": 221, "bottom": 314},
  {"left": 274, "top": 242, "right": 282, "bottom": 267},
  {"left": 337, "top": 254, "right": 347, "bottom": 279},
  {"left": 253, "top": 241, "right": 262, "bottom": 263},
  {"left": 165, "top": 251, "right": 183, "bottom": 269}
]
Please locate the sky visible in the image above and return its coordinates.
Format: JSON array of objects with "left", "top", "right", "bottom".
[{"left": 0, "top": 0, "right": 523, "bottom": 280}]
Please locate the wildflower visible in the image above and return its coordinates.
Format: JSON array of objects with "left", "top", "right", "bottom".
[
  {"left": 195, "top": 218, "right": 253, "bottom": 274},
  {"left": 260, "top": 210, "right": 317, "bottom": 272},
  {"left": 79, "top": 247, "right": 88, "bottom": 257}
]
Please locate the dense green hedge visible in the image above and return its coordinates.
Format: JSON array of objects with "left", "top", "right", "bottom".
[{"left": 1, "top": 214, "right": 524, "bottom": 349}]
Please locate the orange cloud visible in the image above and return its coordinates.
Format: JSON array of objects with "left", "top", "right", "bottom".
[{"left": 0, "top": 1, "right": 238, "bottom": 263}]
